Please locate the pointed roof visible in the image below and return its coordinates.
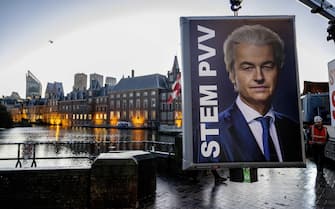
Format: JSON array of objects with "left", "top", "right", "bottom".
[
  {"left": 172, "top": 56, "right": 180, "bottom": 73},
  {"left": 168, "top": 56, "right": 181, "bottom": 82}
]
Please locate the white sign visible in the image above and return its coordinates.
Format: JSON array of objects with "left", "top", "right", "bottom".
[{"left": 328, "top": 59, "right": 335, "bottom": 127}]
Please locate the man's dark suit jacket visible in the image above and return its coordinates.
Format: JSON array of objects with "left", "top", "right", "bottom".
[{"left": 206, "top": 103, "right": 303, "bottom": 162}]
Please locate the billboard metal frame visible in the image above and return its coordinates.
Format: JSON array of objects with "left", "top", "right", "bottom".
[{"left": 180, "top": 16, "right": 306, "bottom": 170}]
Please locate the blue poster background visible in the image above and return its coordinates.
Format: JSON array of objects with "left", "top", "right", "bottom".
[{"left": 187, "top": 17, "right": 302, "bottom": 164}]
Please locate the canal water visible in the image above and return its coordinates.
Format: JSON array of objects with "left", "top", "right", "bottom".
[{"left": 0, "top": 126, "right": 175, "bottom": 168}]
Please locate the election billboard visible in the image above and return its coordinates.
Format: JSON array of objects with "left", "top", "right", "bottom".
[
  {"left": 328, "top": 59, "right": 335, "bottom": 127},
  {"left": 180, "top": 16, "right": 305, "bottom": 169}
]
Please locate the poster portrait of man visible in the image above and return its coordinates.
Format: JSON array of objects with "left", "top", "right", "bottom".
[{"left": 180, "top": 16, "right": 305, "bottom": 169}]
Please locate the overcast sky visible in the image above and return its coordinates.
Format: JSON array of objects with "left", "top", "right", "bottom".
[{"left": 0, "top": 0, "right": 334, "bottom": 97}]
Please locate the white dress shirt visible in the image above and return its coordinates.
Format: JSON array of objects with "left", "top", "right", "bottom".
[{"left": 236, "top": 96, "right": 283, "bottom": 162}]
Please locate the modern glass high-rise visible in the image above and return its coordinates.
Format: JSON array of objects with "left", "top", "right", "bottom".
[{"left": 26, "top": 70, "right": 42, "bottom": 99}]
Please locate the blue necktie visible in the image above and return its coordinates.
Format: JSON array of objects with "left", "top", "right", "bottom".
[{"left": 256, "top": 116, "right": 278, "bottom": 161}]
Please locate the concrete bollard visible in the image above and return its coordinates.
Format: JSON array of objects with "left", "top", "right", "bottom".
[{"left": 90, "top": 151, "right": 156, "bottom": 209}]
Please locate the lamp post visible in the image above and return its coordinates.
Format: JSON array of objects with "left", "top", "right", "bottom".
[
  {"left": 230, "top": 0, "right": 243, "bottom": 16},
  {"left": 298, "top": 0, "right": 335, "bottom": 43}
]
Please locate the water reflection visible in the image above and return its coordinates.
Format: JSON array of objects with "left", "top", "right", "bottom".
[
  {"left": 0, "top": 126, "right": 167, "bottom": 143},
  {"left": 0, "top": 126, "right": 175, "bottom": 168},
  {"left": 93, "top": 128, "right": 108, "bottom": 142},
  {"left": 53, "top": 125, "right": 60, "bottom": 141}
]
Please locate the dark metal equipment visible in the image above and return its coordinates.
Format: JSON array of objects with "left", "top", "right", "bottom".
[{"left": 230, "top": 0, "right": 243, "bottom": 15}]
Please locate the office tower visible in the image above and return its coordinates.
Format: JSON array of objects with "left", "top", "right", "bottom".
[
  {"left": 73, "top": 73, "right": 87, "bottom": 91},
  {"left": 89, "top": 73, "right": 103, "bottom": 90},
  {"left": 105, "top": 76, "right": 117, "bottom": 86},
  {"left": 26, "top": 70, "right": 42, "bottom": 99}
]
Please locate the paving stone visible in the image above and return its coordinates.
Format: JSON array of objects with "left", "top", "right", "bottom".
[{"left": 140, "top": 159, "right": 335, "bottom": 209}]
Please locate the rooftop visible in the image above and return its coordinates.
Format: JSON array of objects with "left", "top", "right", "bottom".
[{"left": 112, "top": 74, "right": 169, "bottom": 92}]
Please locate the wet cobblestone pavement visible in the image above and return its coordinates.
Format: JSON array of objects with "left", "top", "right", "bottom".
[{"left": 141, "top": 159, "right": 335, "bottom": 209}]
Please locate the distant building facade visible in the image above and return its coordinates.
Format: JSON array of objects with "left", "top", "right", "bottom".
[
  {"left": 73, "top": 73, "right": 87, "bottom": 91},
  {"left": 26, "top": 71, "right": 42, "bottom": 99},
  {"left": 44, "top": 82, "right": 64, "bottom": 125},
  {"left": 58, "top": 98, "right": 93, "bottom": 127},
  {"left": 107, "top": 73, "right": 169, "bottom": 128},
  {"left": 90, "top": 73, "right": 103, "bottom": 90},
  {"left": 45, "top": 82, "right": 64, "bottom": 100},
  {"left": 8, "top": 92, "right": 21, "bottom": 100},
  {"left": 7, "top": 57, "right": 182, "bottom": 128},
  {"left": 105, "top": 76, "right": 117, "bottom": 86}
]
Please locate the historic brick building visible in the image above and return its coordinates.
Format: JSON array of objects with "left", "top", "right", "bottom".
[{"left": 7, "top": 56, "right": 182, "bottom": 129}]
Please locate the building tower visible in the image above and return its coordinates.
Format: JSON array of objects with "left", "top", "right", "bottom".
[
  {"left": 105, "top": 76, "right": 117, "bottom": 86},
  {"left": 89, "top": 73, "right": 103, "bottom": 90},
  {"left": 73, "top": 73, "right": 87, "bottom": 91},
  {"left": 167, "top": 56, "right": 180, "bottom": 84},
  {"left": 26, "top": 70, "right": 42, "bottom": 99},
  {"left": 45, "top": 82, "right": 64, "bottom": 100}
]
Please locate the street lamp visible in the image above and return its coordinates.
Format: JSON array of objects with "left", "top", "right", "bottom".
[
  {"left": 299, "top": 0, "right": 335, "bottom": 42},
  {"left": 327, "top": 20, "right": 335, "bottom": 42},
  {"left": 230, "top": 0, "right": 243, "bottom": 16}
]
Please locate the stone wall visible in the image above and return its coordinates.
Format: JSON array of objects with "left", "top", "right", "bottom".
[
  {"left": 0, "top": 151, "right": 156, "bottom": 209},
  {"left": 0, "top": 167, "right": 90, "bottom": 209}
]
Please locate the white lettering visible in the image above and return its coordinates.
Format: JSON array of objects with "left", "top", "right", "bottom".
[
  {"left": 199, "top": 85, "right": 218, "bottom": 106},
  {"left": 201, "top": 140, "right": 220, "bottom": 158},
  {"left": 197, "top": 25, "right": 215, "bottom": 43},
  {"left": 199, "top": 61, "right": 216, "bottom": 76},
  {"left": 197, "top": 25, "right": 216, "bottom": 74},
  {"left": 197, "top": 24, "right": 220, "bottom": 159},
  {"left": 200, "top": 106, "right": 218, "bottom": 123},
  {"left": 199, "top": 85, "right": 218, "bottom": 123},
  {"left": 200, "top": 124, "right": 219, "bottom": 141},
  {"left": 198, "top": 44, "right": 216, "bottom": 62}
]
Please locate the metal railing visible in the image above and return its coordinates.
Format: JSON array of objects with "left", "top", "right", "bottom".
[{"left": 0, "top": 141, "right": 175, "bottom": 168}]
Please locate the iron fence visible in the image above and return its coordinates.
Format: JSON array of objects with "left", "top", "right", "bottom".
[{"left": 0, "top": 141, "right": 175, "bottom": 168}]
